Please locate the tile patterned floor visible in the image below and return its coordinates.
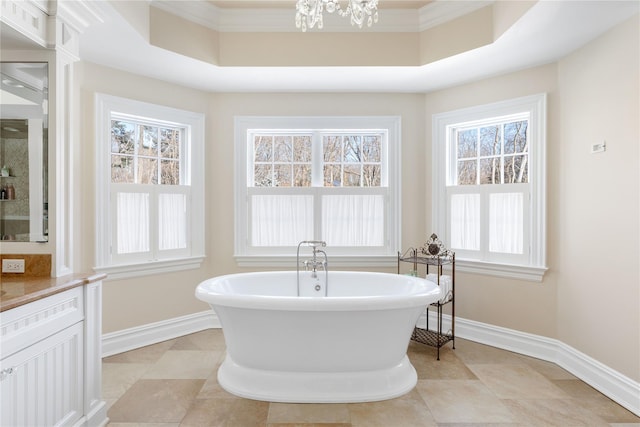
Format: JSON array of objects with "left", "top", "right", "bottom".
[{"left": 103, "top": 329, "right": 640, "bottom": 426}]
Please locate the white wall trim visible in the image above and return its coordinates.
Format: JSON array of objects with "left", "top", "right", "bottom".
[
  {"left": 103, "top": 309, "right": 639, "bottom": 416},
  {"left": 418, "top": 0, "right": 493, "bottom": 32},
  {"left": 94, "top": 256, "right": 205, "bottom": 281},
  {"left": 432, "top": 93, "right": 547, "bottom": 277},
  {"left": 101, "top": 310, "right": 219, "bottom": 357},
  {"left": 419, "top": 311, "right": 640, "bottom": 417}
]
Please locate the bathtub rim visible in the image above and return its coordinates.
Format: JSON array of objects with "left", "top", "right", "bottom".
[{"left": 195, "top": 270, "right": 442, "bottom": 311}]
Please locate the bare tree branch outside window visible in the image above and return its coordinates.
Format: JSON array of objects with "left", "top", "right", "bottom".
[
  {"left": 110, "top": 120, "right": 183, "bottom": 186},
  {"left": 455, "top": 120, "right": 528, "bottom": 186},
  {"left": 253, "top": 133, "right": 382, "bottom": 188}
]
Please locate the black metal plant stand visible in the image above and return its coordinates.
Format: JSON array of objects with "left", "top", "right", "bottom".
[{"left": 398, "top": 233, "right": 455, "bottom": 360}]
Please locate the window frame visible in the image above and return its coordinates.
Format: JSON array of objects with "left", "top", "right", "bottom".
[
  {"left": 433, "top": 94, "right": 547, "bottom": 281},
  {"left": 234, "top": 116, "right": 401, "bottom": 267},
  {"left": 94, "top": 94, "right": 205, "bottom": 279}
]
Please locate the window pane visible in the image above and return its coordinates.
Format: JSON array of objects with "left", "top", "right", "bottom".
[
  {"left": 343, "top": 164, "right": 361, "bottom": 187},
  {"left": 138, "top": 158, "right": 158, "bottom": 184},
  {"left": 111, "top": 119, "right": 184, "bottom": 187},
  {"left": 293, "top": 164, "right": 311, "bottom": 187},
  {"left": 140, "top": 125, "right": 158, "bottom": 157},
  {"left": 363, "top": 135, "right": 381, "bottom": 162},
  {"left": 323, "top": 136, "right": 341, "bottom": 162},
  {"left": 479, "top": 157, "right": 501, "bottom": 184},
  {"left": 504, "top": 155, "right": 528, "bottom": 184},
  {"left": 363, "top": 164, "right": 381, "bottom": 186},
  {"left": 159, "top": 193, "right": 187, "bottom": 250},
  {"left": 515, "top": 122, "right": 528, "bottom": 153},
  {"left": 504, "top": 120, "right": 528, "bottom": 154},
  {"left": 293, "top": 136, "right": 312, "bottom": 162},
  {"left": 324, "top": 164, "right": 341, "bottom": 187},
  {"left": 274, "top": 164, "right": 292, "bottom": 187},
  {"left": 161, "top": 160, "right": 180, "bottom": 185},
  {"left": 457, "top": 160, "right": 477, "bottom": 185},
  {"left": 251, "top": 195, "right": 313, "bottom": 246},
  {"left": 111, "top": 120, "right": 135, "bottom": 154},
  {"left": 116, "top": 192, "right": 149, "bottom": 254},
  {"left": 274, "top": 136, "right": 292, "bottom": 162},
  {"left": 254, "top": 164, "right": 272, "bottom": 187},
  {"left": 322, "top": 195, "right": 384, "bottom": 246},
  {"left": 479, "top": 125, "right": 501, "bottom": 157},
  {"left": 450, "top": 193, "right": 480, "bottom": 251},
  {"left": 457, "top": 129, "right": 476, "bottom": 159},
  {"left": 489, "top": 192, "right": 523, "bottom": 254},
  {"left": 343, "top": 135, "right": 362, "bottom": 163},
  {"left": 111, "top": 155, "right": 134, "bottom": 183},
  {"left": 160, "top": 128, "right": 180, "bottom": 159},
  {"left": 254, "top": 136, "right": 272, "bottom": 162}
]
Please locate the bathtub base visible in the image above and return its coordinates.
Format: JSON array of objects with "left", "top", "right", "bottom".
[{"left": 217, "top": 354, "right": 418, "bottom": 403}]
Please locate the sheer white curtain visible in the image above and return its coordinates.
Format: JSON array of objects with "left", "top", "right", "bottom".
[
  {"left": 159, "top": 193, "right": 187, "bottom": 250},
  {"left": 322, "top": 194, "right": 384, "bottom": 246},
  {"left": 489, "top": 192, "right": 523, "bottom": 254},
  {"left": 251, "top": 195, "right": 313, "bottom": 246},
  {"left": 450, "top": 193, "right": 480, "bottom": 251},
  {"left": 116, "top": 192, "right": 149, "bottom": 254}
]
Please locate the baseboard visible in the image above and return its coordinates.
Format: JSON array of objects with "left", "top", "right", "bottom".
[
  {"left": 419, "top": 311, "right": 640, "bottom": 417},
  {"left": 102, "top": 309, "right": 639, "bottom": 417},
  {"left": 101, "top": 310, "right": 220, "bottom": 357}
]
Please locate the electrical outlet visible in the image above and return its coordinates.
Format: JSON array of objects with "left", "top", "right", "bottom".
[{"left": 2, "top": 259, "right": 25, "bottom": 273}]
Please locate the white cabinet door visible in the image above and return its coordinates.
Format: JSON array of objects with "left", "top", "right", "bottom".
[{"left": 0, "top": 322, "right": 84, "bottom": 427}]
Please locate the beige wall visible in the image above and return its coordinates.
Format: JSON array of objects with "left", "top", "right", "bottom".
[
  {"left": 147, "top": 4, "right": 499, "bottom": 67},
  {"left": 76, "top": 70, "right": 426, "bottom": 333},
  {"left": 208, "top": 92, "right": 427, "bottom": 275},
  {"left": 75, "top": 15, "right": 638, "bottom": 382},
  {"left": 424, "top": 63, "right": 560, "bottom": 340},
  {"left": 76, "top": 63, "right": 216, "bottom": 332},
  {"left": 555, "top": 16, "right": 639, "bottom": 381}
]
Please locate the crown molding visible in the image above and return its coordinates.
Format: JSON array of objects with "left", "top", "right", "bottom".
[
  {"left": 150, "top": 0, "right": 492, "bottom": 33},
  {"left": 56, "top": 0, "right": 107, "bottom": 33},
  {"left": 419, "top": 0, "right": 493, "bottom": 31},
  {"left": 219, "top": 8, "right": 418, "bottom": 32}
]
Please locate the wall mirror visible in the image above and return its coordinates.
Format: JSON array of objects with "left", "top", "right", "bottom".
[{"left": 0, "top": 62, "right": 48, "bottom": 242}]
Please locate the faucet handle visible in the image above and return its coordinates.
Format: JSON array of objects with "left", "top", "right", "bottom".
[{"left": 299, "top": 240, "right": 326, "bottom": 249}]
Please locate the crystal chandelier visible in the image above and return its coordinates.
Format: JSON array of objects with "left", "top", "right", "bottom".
[{"left": 295, "top": 0, "right": 379, "bottom": 32}]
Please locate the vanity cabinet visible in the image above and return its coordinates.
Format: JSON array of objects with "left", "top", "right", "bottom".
[{"left": 0, "top": 277, "right": 106, "bottom": 427}]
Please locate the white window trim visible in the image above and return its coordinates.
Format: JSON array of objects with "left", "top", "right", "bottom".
[
  {"left": 234, "top": 116, "right": 401, "bottom": 268},
  {"left": 433, "top": 94, "right": 547, "bottom": 282},
  {"left": 94, "top": 94, "right": 205, "bottom": 279}
]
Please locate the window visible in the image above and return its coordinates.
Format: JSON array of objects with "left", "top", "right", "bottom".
[
  {"left": 95, "top": 94, "right": 204, "bottom": 278},
  {"left": 235, "top": 117, "right": 400, "bottom": 267},
  {"left": 433, "top": 94, "right": 547, "bottom": 281}
]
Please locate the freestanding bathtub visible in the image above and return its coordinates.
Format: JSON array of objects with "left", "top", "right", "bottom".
[{"left": 195, "top": 270, "right": 441, "bottom": 403}]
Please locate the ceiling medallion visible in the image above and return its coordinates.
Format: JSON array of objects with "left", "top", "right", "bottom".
[{"left": 295, "top": 0, "right": 379, "bottom": 32}]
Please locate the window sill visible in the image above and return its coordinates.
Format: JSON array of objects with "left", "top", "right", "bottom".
[
  {"left": 94, "top": 256, "right": 205, "bottom": 281},
  {"left": 235, "top": 255, "right": 398, "bottom": 269},
  {"left": 235, "top": 255, "right": 547, "bottom": 281},
  {"left": 455, "top": 259, "right": 547, "bottom": 282}
]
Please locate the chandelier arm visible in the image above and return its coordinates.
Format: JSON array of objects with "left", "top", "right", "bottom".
[{"left": 295, "top": 0, "right": 378, "bottom": 31}]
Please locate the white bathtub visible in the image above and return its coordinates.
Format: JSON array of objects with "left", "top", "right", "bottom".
[{"left": 195, "top": 270, "right": 441, "bottom": 403}]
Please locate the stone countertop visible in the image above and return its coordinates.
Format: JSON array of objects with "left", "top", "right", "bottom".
[{"left": 0, "top": 272, "right": 107, "bottom": 312}]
